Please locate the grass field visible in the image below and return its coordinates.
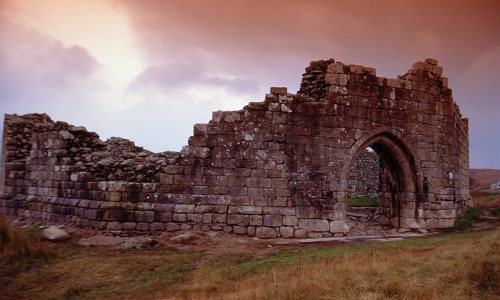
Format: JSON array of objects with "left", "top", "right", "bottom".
[
  {"left": 1, "top": 192, "right": 499, "bottom": 299},
  {"left": 1, "top": 221, "right": 499, "bottom": 299}
]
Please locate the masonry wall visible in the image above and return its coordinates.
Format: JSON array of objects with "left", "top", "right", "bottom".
[
  {"left": 0, "top": 58, "right": 471, "bottom": 237},
  {"left": 347, "top": 150, "right": 380, "bottom": 198}
]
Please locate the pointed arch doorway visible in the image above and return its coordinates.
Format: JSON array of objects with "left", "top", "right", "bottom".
[{"left": 341, "top": 129, "right": 424, "bottom": 229}]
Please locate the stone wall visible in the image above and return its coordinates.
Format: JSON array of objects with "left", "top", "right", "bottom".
[
  {"left": 0, "top": 58, "right": 471, "bottom": 237},
  {"left": 347, "top": 150, "right": 380, "bottom": 198}
]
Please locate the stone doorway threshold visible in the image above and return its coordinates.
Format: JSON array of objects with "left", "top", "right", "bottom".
[{"left": 299, "top": 207, "right": 439, "bottom": 244}]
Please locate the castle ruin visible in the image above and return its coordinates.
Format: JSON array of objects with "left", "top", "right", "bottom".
[{"left": 0, "top": 58, "right": 471, "bottom": 238}]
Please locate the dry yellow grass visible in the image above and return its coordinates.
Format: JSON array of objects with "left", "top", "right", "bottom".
[
  {"left": 1, "top": 216, "right": 499, "bottom": 299},
  {"left": 168, "top": 231, "right": 500, "bottom": 300},
  {"left": 0, "top": 217, "right": 49, "bottom": 269}
]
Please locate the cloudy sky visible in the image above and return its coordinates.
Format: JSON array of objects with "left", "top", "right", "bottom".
[{"left": 0, "top": 0, "right": 499, "bottom": 169}]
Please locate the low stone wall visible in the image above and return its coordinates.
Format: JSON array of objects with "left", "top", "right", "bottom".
[
  {"left": 347, "top": 150, "right": 380, "bottom": 198},
  {"left": 0, "top": 58, "right": 472, "bottom": 237}
]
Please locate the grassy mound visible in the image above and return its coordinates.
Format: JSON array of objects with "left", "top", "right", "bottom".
[{"left": 0, "top": 217, "right": 49, "bottom": 275}]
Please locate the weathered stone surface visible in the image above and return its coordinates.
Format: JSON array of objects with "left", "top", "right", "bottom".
[
  {"left": 329, "top": 220, "right": 349, "bottom": 233},
  {"left": 256, "top": 226, "right": 276, "bottom": 238},
  {"left": 170, "top": 232, "right": 196, "bottom": 243},
  {"left": 298, "top": 219, "right": 330, "bottom": 232},
  {"left": 280, "top": 226, "right": 294, "bottom": 238},
  {"left": 263, "top": 215, "right": 282, "bottom": 227},
  {"left": 166, "top": 223, "right": 180, "bottom": 231},
  {"left": 150, "top": 222, "right": 165, "bottom": 231},
  {"left": 41, "top": 227, "right": 70, "bottom": 241},
  {"left": 270, "top": 87, "right": 287, "bottom": 94},
  {"left": 283, "top": 216, "right": 298, "bottom": 226},
  {"left": 233, "top": 226, "right": 247, "bottom": 234},
  {"left": 347, "top": 149, "right": 380, "bottom": 198},
  {"left": 227, "top": 214, "right": 249, "bottom": 226},
  {"left": 0, "top": 58, "right": 470, "bottom": 238},
  {"left": 116, "top": 238, "right": 143, "bottom": 249}
]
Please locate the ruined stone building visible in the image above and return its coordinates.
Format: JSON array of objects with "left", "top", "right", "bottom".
[{"left": 0, "top": 58, "right": 471, "bottom": 238}]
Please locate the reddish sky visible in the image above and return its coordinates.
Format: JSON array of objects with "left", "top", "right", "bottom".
[{"left": 0, "top": 0, "right": 499, "bottom": 168}]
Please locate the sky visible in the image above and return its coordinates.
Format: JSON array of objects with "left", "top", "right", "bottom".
[{"left": 0, "top": 0, "right": 499, "bottom": 169}]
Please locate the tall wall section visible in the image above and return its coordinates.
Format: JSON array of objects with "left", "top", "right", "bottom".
[{"left": 0, "top": 58, "right": 471, "bottom": 238}]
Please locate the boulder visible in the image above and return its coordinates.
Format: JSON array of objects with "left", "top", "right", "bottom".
[
  {"left": 170, "top": 232, "right": 196, "bottom": 243},
  {"left": 116, "top": 238, "right": 144, "bottom": 250},
  {"left": 41, "top": 227, "right": 70, "bottom": 241}
]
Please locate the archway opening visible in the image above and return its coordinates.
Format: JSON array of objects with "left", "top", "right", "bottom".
[{"left": 343, "top": 132, "right": 421, "bottom": 232}]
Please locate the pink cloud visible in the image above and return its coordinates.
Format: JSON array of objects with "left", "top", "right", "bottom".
[{"left": 0, "top": 10, "right": 100, "bottom": 100}]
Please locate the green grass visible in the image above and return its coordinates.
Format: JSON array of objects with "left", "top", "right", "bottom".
[
  {"left": 1, "top": 225, "right": 499, "bottom": 299},
  {"left": 443, "top": 207, "right": 483, "bottom": 232},
  {"left": 347, "top": 197, "right": 378, "bottom": 207}
]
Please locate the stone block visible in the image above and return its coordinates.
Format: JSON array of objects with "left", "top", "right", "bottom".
[
  {"left": 166, "top": 223, "right": 180, "bottom": 231},
  {"left": 213, "top": 214, "right": 227, "bottom": 223},
  {"left": 296, "top": 206, "right": 319, "bottom": 218},
  {"left": 160, "top": 174, "right": 173, "bottom": 184},
  {"left": 327, "top": 62, "right": 344, "bottom": 74},
  {"left": 325, "top": 74, "right": 348, "bottom": 86},
  {"left": 255, "top": 226, "right": 276, "bottom": 238},
  {"left": 298, "top": 219, "right": 329, "bottom": 232},
  {"left": 109, "top": 192, "right": 121, "bottom": 202},
  {"left": 294, "top": 229, "right": 306, "bottom": 238},
  {"left": 432, "top": 65, "right": 443, "bottom": 76},
  {"left": 283, "top": 215, "right": 298, "bottom": 226},
  {"left": 136, "top": 223, "right": 149, "bottom": 231},
  {"left": 194, "top": 123, "right": 208, "bottom": 135},
  {"left": 270, "top": 87, "right": 287, "bottom": 94},
  {"left": 136, "top": 202, "right": 155, "bottom": 211},
  {"left": 280, "top": 227, "right": 294, "bottom": 238},
  {"left": 329, "top": 220, "right": 349, "bottom": 233},
  {"left": 150, "top": 222, "right": 165, "bottom": 231},
  {"left": 442, "top": 77, "right": 448, "bottom": 88},
  {"left": 263, "top": 215, "right": 282, "bottom": 227},
  {"left": 233, "top": 226, "right": 247, "bottom": 234},
  {"left": 438, "top": 218, "right": 454, "bottom": 228},
  {"left": 425, "top": 58, "right": 438, "bottom": 66},
  {"left": 173, "top": 213, "right": 187, "bottom": 222},
  {"left": 202, "top": 213, "right": 213, "bottom": 223},
  {"left": 180, "top": 224, "right": 192, "bottom": 230},
  {"left": 187, "top": 213, "right": 203, "bottom": 223},
  {"left": 425, "top": 218, "right": 439, "bottom": 229},
  {"left": 157, "top": 212, "right": 172, "bottom": 222},
  {"left": 267, "top": 197, "right": 287, "bottom": 207},
  {"left": 228, "top": 205, "right": 262, "bottom": 214},
  {"left": 227, "top": 214, "right": 249, "bottom": 226},
  {"left": 364, "top": 67, "right": 376, "bottom": 76},
  {"left": 174, "top": 204, "right": 195, "bottom": 213},
  {"left": 250, "top": 215, "right": 263, "bottom": 226},
  {"left": 271, "top": 178, "right": 288, "bottom": 189},
  {"left": 85, "top": 209, "right": 98, "bottom": 220},
  {"left": 247, "top": 226, "right": 256, "bottom": 236},
  {"left": 349, "top": 64, "right": 365, "bottom": 73},
  {"left": 194, "top": 205, "right": 227, "bottom": 214},
  {"left": 135, "top": 211, "right": 154, "bottom": 223},
  {"left": 106, "top": 222, "right": 121, "bottom": 230},
  {"left": 437, "top": 209, "right": 456, "bottom": 219},
  {"left": 263, "top": 207, "right": 295, "bottom": 215},
  {"left": 121, "top": 222, "right": 136, "bottom": 230},
  {"left": 155, "top": 203, "right": 175, "bottom": 212}
]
